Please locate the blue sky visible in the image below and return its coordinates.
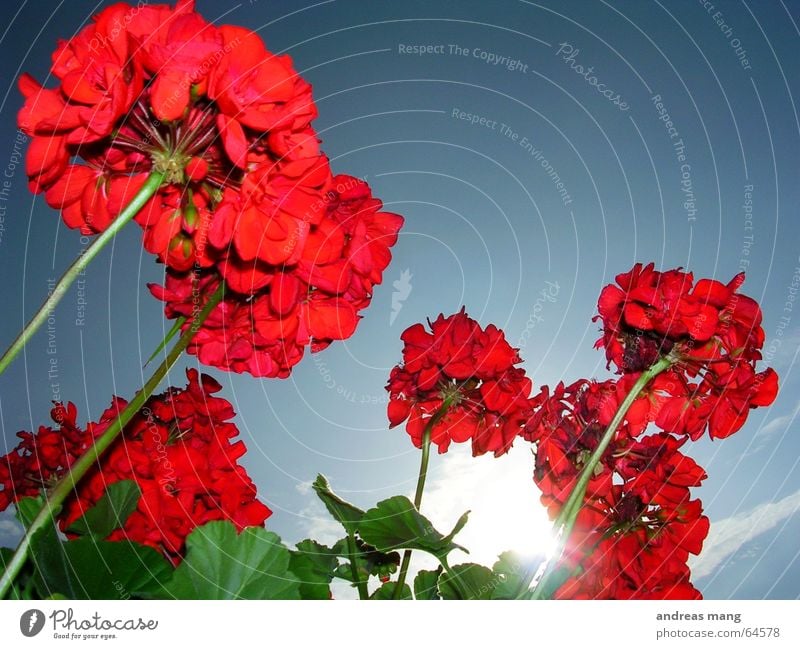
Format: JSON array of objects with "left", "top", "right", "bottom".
[{"left": 0, "top": 0, "right": 799, "bottom": 598}]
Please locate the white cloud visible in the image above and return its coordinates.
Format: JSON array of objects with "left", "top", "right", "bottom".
[
  {"left": 294, "top": 480, "right": 313, "bottom": 496},
  {"left": 690, "top": 488, "right": 800, "bottom": 580},
  {"left": 756, "top": 400, "right": 800, "bottom": 439},
  {"left": 765, "top": 327, "right": 800, "bottom": 368},
  {"left": 744, "top": 400, "right": 800, "bottom": 458},
  {"left": 294, "top": 499, "right": 345, "bottom": 547},
  {"left": 0, "top": 519, "right": 22, "bottom": 539}
]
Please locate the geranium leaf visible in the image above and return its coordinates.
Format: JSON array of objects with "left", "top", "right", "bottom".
[
  {"left": 439, "top": 563, "right": 496, "bottom": 600},
  {"left": 370, "top": 581, "right": 411, "bottom": 599},
  {"left": 66, "top": 480, "right": 141, "bottom": 539},
  {"left": 413, "top": 568, "right": 442, "bottom": 600},
  {"left": 332, "top": 564, "right": 357, "bottom": 583},
  {"left": 312, "top": 475, "right": 364, "bottom": 535},
  {"left": 55, "top": 539, "right": 171, "bottom": 599},
  {"left": 491, "top": 551, "right": 538, "bottom": 599},
  {"left": 288, "top": 539, "right": 339, "bottom": 600},
  {"left": 14, "top": 525, "right": 171, "bottom": 600},
  {"left": 14, "top": 496, "right": 73, "bottom": 599},
  {"left": 14, "top": 495, "right": 56, "bottom": 530},
  {"left": 157, "top": 521, "right": 300, "bottom": 599},
  {"left": 357, "top": 495, "right": 468, "bottom": 560},
  {"left": 442, "top": 510, "right": 470, "bottom": 545}
]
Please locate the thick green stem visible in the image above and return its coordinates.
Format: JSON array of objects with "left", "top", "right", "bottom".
[
  {"left": 0, "top": 280, "right": 224, "bottom": 600},
  {"left": 0, "top": 172, "right": 165, "bottom": 377},
  {"left": 392, "top": 427, "right": 432, "bottom": 599},
  {"left": 392, "top": 400, "right": 450, "bottom": 599},
  {"left": 529, "top": 355, "right": 674, "bottom": 599},
  {"left": 346, "top": 533, "right": 369, "bottom": 600},
  {"left": 440, "top": 556, "right": 471, "bottom": 600},
  {"left": 411, "top": 425, "right": 433, "bottom": 513}
]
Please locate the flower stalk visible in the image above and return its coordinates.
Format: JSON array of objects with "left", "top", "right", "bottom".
[
  {"left": 392, "top": 399, "right": 452, "bottom": 599},
  {"left": 0, "top": 172, "right": 165, "bottom": 377},
  {"left": 346, "top": 533, "right": 370, "bottom": 600},
  {"left": 529, "top": 355, "right": 674, "bottom": 599},
  {"left": 0, "top": 280, "right": 224, "bottom": 600}
]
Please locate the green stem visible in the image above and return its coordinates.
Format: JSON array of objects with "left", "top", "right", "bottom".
[
  {"left": 0, "top": 280, "right": 224, "bottom": 600},
  {"left": 529, "top": 355, "right": 674, "bottom": 599},
  {"left": 440, "top": 555, "right": 471, "bottom": 600},
  {"left": 346, "top": 533, "right": 369, "bottom": 600},
  {"left": 393, "top": 399, "right": 451, "bottom": 600},
  {"left": 0, "top": 172, "right": 165, "bottom": 377}
]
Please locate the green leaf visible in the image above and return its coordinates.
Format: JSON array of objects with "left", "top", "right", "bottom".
[
  {"left": 15, "top": 496, "right": 73, "bottom": 599},
  {"left": 491, "top": 551, "right": 538, "bottom": 599},
  {"left": 312, "top": 475, "right": 364, "bottom": 535},
  {"left": 439, "top": 563, "right": 496, "bottom": 600},
  {"left": 370, "top": 581, "right": 411, "bottom": 600},
  {"left": 288, "top": 539, "right": 339, "bottom": 600},
  {"left": 12, "top": 497, "right": 165, "bottom": 599},
  {"left": 332, "top": 563, "right": 356, "bottom": 583},
  {"left": 66, "top": 480, "right": 141, "bottom": 539},
  {"left": 357, "top": 496, "right": 468, "bottom": 560},
  {"left": 413, "top": 568, "right": 442, "bottom": 600},
  {"left": 442, "top": 510, "right": 470, "bottom": 546},
  {"left": 158, "top": 521, "right": 300, "bottom": 599},
  {"left": 342, "top": 536, "right": 400, "bottom": 581},
  {"left": 15, "top": 495, "right": 54, "bottom": 530},
  {"left": 43, "top": 539, "right": 172, "bottom": 599}
]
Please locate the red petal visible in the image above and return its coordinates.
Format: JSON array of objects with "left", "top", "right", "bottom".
[
  {"left": 303, "top": 298, "right": 358, "bottom": 342},
  {"left": 44, "top": 165, "right": 96, "bottom": 208},
  {"left": 216, "top": 114, "right": 249, "bottom": 169},
  {"left": 151, "top": 71, "right": 191, "bottom": 122},
  {"left": 387, "top": 399, "right": 411, "bottom": 427},
  {"left": 269, "top": 272, "right": 301, "bottom": 315}
]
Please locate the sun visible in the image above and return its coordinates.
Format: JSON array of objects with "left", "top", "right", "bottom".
[{"left": 421, "top": 443, "right": 557, "bottom": 568}]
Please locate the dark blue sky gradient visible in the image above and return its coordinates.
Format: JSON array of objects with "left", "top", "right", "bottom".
[{"left": 0, "top": 0, "right": 799, "bottom": 598}]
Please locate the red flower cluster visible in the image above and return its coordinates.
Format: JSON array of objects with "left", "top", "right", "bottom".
[
  {"left": 19, "top": 1, "right": 403, "bottom": 377},
  {"left": 19, "top": 0, "right": 317, "bottom": 258},
  {"left": 150, "top": 175, "right": 403, "bottom": 377},
  {"left": 386, "top": 309, "right": 532, "bottom": 456},
  {"left": 595, "top": 263, "right": 778, "bottom": 439},
  {"left": 524, "top": 381, "right": 709, "bottom": 598},
  {"left": 0, "top": 369, "right": 270, "bottom": 560},
  {"left": 513, "top": 265, "right": 779, "bottom": 598},
  {"left": 383, "top": 267, "right": 777, "bottom": 598}
]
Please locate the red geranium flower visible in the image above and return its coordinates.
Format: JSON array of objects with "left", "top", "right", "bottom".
[
  {"left": 549, "top": 434, "right": 710, "bottom": 600},
  {"left": 595, "top": 264, "right": 766, "bottom": 372},
  {"left": 0, "top": 369, "right": 271, "bottom": 560},
  {"left": 16, "top": 0, "right": 331, "bottom": 272},
  {"left": 386, "top": 309, "right": 532, "bottom": 456},
  {"left": 150, "top": 176, "right": 403, "bottom": 377},
  {"left": 208, "top": 26, "right": 317, "bottom": 168}
]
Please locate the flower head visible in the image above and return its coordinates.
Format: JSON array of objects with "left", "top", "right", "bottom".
[
  {"left": 150, "top": 176, "right": 403, "bottom": 377},
  {"left": 0, "top": 369, "right": 271, "bottom": 560},
  {"left": 17, "top": 0, "right": 329, "bottom": 273},
  {"left": 595, "top": 264, "right": 766, "bottom": 372},
  {"left": 386, "top": 309, "right": 532, "bottom": 456}
]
